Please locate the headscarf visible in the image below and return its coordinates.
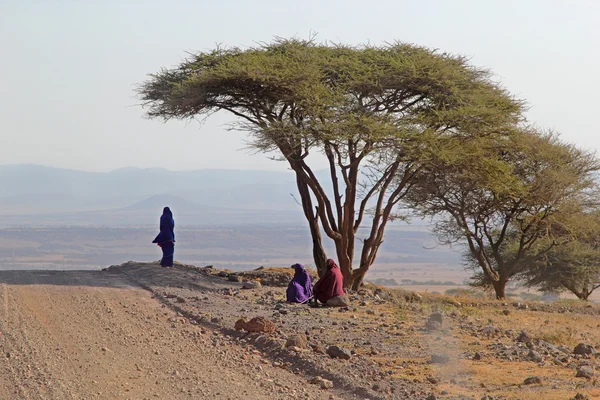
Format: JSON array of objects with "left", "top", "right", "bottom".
[
  {"left": 286, "top": 263, "right": 312, "bottom": 303},
  {"left": 313, "top": 259, "right": 345, "bottom": 304},
  {"left": 152, "top": 206, "right": 175, "bottom": 243}
]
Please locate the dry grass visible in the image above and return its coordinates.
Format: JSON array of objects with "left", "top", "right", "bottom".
[{"left": 323, "top": 283, "right": 600, "bottom": 398}]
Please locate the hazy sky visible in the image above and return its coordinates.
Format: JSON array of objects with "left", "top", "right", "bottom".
[{"left": 1, "top": 0, "right": 599, "bottom": 172}]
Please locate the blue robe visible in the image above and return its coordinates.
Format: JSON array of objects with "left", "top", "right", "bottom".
[{"left": 152, "top": 207, "right": 175, "bottom": 266}]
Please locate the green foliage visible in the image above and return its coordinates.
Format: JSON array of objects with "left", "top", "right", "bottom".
[
  {"left": 410, "top": 128, "right": 600, "bottom": 299},
  {"left": 137, "top": 38, "right": 525, "bottom": 287},
  {"left": 518, "top": 223, "right": 600, "bottom": 300}
]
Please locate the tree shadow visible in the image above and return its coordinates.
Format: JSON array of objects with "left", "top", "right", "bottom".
[
  {"left": 0, "top": 269, "right": 135, "bottom": 289},
  {"left": 0, "top": 262, "right": 240, "bottom": 292}
]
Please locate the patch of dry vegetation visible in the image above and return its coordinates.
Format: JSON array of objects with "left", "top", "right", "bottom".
[{"left": 334, "top": 282, "right": 600, "bottom": 398}]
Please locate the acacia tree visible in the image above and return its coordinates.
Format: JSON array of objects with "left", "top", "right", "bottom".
[
  {"left": 410, "top": 131, "right": 599, "bottom": 299},
  {"left": 137, "top": 38, "right": 522, "bottom": 288},
  {"left": 517, "top": 215, "right": 600, "bottom": 300}
]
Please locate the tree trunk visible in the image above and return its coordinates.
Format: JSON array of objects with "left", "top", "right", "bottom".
[
  {"left": 351, "top": 266, "right": 368, "bottom": 290},
  {"left": 311, "top": 230, "right": 328, "bottom": 278},
  {"left": 295, "top": 171, "right": 328, "bottom": 277},
  {"left": 563, "top": 284, "right": 588, "bottom": 301},
  {"left": 491, "top": 278, "right": 507, "bottom": 300}
]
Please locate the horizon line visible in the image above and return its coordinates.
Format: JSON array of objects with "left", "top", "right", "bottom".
[{"left": 0, "top": 163, "right": 297, "bottom": 174}]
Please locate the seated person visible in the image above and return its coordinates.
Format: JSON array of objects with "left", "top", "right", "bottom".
[
  {"left": 313, "top": 259, "right": 347, "bottom": 307},
  {"left": 286, "top": 263, "right": 312, "bottom": 303}
]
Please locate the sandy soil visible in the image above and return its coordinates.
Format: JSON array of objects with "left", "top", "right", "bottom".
[
  {"left": 0, "top": 268, "right": 351, "bottom": 400},
  {"left": 7, "top": 262, "right": 597, "bottom": 400}
]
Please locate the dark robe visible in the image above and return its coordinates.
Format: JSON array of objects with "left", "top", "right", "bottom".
[
  {"left": 152, "top": 207, "right": 175, "bottom": 266},
  {"left": 313, "top": 259, "right": 345, "bottom": 304}
]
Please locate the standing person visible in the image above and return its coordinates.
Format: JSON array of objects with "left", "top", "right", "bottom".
[
  {"left": 312, "top": 259, "right": 347, "bottom": 307},
  {"left": 286, "top": 263, "right": 313, "bottom": 303},
  {"left": 152, "top": 207, "right": 175, "bottom": 268}
]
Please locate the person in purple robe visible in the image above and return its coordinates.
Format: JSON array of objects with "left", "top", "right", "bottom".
[
  {"left": 286, "top": 263, "right": 312, "bottom": 303},
  {"left": 152, "top": 207, "right": 175, "bottom": 267}
]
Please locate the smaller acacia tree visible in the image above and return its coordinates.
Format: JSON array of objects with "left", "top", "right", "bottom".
[
  {"left": 409, "top": 130, "right": 599, "bottom": 299},
  {"left": 518, "top": 218, "right": 600, "bottom": 300}
]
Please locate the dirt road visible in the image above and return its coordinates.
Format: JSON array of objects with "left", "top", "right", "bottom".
[{"left": 0, "top": 269, "right": 334, "bottom": 400}]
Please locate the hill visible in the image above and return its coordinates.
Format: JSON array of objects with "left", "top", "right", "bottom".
[{"left": 0, "top": 164, "right": 299, "bottom": 215}]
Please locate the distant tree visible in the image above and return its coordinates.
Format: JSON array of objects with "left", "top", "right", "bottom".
[
  {"left": 137, "top": 38, "right": 522, "bottom": 288},
  {"left": 518, "top": 220, "right": 600, "bottom": 300},
  {"left": 409, "top": 131, "right": 599, "bottom": 299}
]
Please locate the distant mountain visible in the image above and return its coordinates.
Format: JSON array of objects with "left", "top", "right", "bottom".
[
  {"left": 0, "top": 165, "right": 430, "bottom": 228},
  {"left": 0, "top": 165, "right": 299, "bottom": 215},
  {"left": 0, "top": 164, "right": 295, "bottom": 195},
  {"left": 126, "top": 194, "right": 203, "bottom": 212}
]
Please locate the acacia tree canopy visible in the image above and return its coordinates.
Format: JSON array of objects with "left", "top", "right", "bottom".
[
  {"left": 409, "top": 130, "right": 600, "bottom": 299},
  {"left": 137, "top": 38, "right": 524, "bottom": 288},
  {"left": 515, "top": 212, "right": 600, "bottom": 300}
]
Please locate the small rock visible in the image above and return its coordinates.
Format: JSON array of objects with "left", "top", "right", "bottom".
[
  {"left": 481, "top": 326, "right": 497, "bottom": 336},
  {"left": 285, "top": 334, "right": 308, "bottom": 349},
  {"left": 516, "top": 331, "right": 531, "bottom": 343},
  {"left": 502, "top": 309, "right": 510, "bottom": 316},
  {"left": 426, "top": 320, "right": 442, "bottom": 331},
  {"left": 312, "top": 344, "right": 325, "bottom": 354},
  {"left": 576, "top": 366, "right": 594, "bottom": 378},
  {"left": 234, "top": 318, "right": 247, "bottom": 331},
  {"left": 218, "top": 271, "right": 229, "bottom": 277},
  {"left": 310, "top": 376, "right": 333, "bottom": 389},
  {"left": 326, "top": 345, "right": 351, "bottom": 360},
  {"left": 524, "top": 376, "right": 542, "bottom": 385},
  {"left": 426, "top": 376, "right": 439, "bottom": 384},
  {"left": 473, "top": 352, "right": 482, "bottom": 361},
  {"left": 242, "top": 280, "right": 262, "bottom": 290},
  {"left": 574, "top": 343, "right": 595, "bottom": 355},
  {"left": 176, "top": 296, "right": 186, "bottom": 303},
  {"left": 228, "top": 274, "right": 241, "bottom": 282},
  {"left": 528, "top": 350, "right": 543, "bottom": 363},
  {"left": 326, "top": 295, "right": 349, "bottom": 307},
  {"left": 234, "top": 316, "right": 275, "bottom": 333}
]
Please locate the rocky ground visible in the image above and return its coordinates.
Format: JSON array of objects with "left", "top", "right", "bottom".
[
  {"left": 3, "top": 261, "right": 600, "bottom": 399},
  {"left": 111, "top": 262, "right": 600, "bottom": 399}
]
